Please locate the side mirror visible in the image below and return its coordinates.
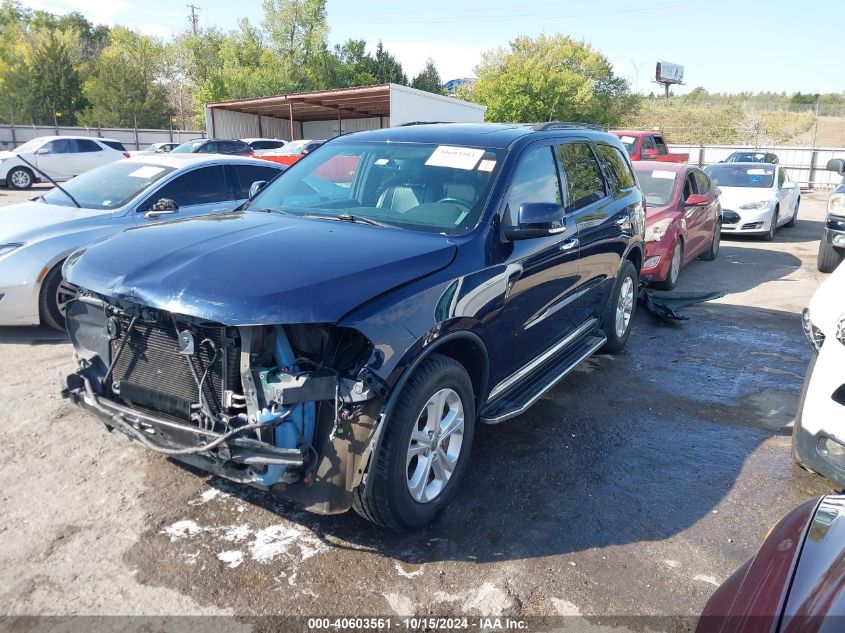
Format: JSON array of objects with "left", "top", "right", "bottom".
[
  {"left": 145, "top": 198, "right": 179, "bottom": 219},
  {"left": 249, "top": 180, "right": 268, "bottom": 197},
  {"left": 505, "top": 202, "right": 566, "bottom": 240},
  {"left": 642, "top": 148, "right": 659, "bottom": 158},
  {"left": 684, "top": 194, "right": 709, "bottom": 206},
  {"left": 826, "top": 158, "right": 844, "bottom": 174},
  {"left": 35, "top": 147, "right": 50, "bottom": 155}
]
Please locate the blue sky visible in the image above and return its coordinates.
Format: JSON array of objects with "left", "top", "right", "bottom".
[{"left": 20, "top": 0, "right": 844, "bottom": 95}]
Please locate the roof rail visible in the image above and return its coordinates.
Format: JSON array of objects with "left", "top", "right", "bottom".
[{"left": 533, "top": 121, "right": 606, "bottom": 132}]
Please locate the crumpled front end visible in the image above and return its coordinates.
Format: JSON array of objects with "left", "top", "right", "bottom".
[{"left": 61, "top": 293, "right": 387, "bottom": 514}]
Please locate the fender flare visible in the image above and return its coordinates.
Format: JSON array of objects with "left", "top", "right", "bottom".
[{"left": 358, "top": 329, "right": 489, "bottom": 498}]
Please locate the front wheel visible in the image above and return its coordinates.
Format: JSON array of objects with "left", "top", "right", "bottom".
[
  {"left": 817, "top": 237, "right": 844, "bottom": 273},
  {"left": 764, "top": 207, "right": 779, "bottom": 241},
  {"left": 655, "top": 240, "right": 682, "bottom": 290},
  {"left": 7, "top": 166, "right": 34, "bottom": 190},
  {"left": 38, "top": 262, "right": 77, "bottom": 331},
  {"left": 600, "top": 260, "right": 638, "bottom": 353},
  {"left": 785, "top": 198, "right": 799, "bottom": 228},
  {"left": 352, "top": 354, "right": 475, "bottom": 531}
]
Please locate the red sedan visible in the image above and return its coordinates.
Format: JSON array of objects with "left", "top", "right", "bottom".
[
  {"left": 633, "top": 161, "right": 722, "bottom": 289},
  {"left": 697, "top": 495, "right": 845, "bottom": 633}
]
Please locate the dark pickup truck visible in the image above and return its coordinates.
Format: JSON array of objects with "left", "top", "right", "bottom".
[{"left": 61, "top": 122, "right": 645, "bottom": 530}]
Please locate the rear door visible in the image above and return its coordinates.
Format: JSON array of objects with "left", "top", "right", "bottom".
[
  {"left": 484, "top": 141, "right": 581, "bottom": 388},
  {"left": 136, "top": 165, "right": 234, "bottom": 222},
  {"left": 692, "top": 168, "right": 718, "bottom": 250},
  {"left": 74, "top": 138, "right": 111, "bottom": 173},
  {"left": 563, "top": 140, "right": 632, "bottom": 323}
]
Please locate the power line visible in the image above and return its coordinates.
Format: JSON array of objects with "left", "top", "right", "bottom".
[{"left": 187, "top": 3, "right": 200, "bottom": 36}]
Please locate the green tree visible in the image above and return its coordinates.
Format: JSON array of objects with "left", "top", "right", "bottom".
[
  {"left": 262, "top": 0, "right": 327, "bottom": 68},
  {"left": 411, "top": 58, "right": 443, "bottom": 94},
  {"left": 470, "top": 34, "right": 638, "bottom": 126},
  {"left": 366, "top": 41, "right": 407, "bottom": 85},
  {"left": 29, "top": 31, "right": 84, "bottom": 124},
  {"left": 78, "top": 28, "right": 171, "bottom": 128}
]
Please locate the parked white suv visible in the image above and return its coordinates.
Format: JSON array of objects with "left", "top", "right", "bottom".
[
  {"left": 794, "top": 260, "right": 845, "bottom": 488},
  {"left": 0, "top": 136, "right": 129, "bottom": 189}
]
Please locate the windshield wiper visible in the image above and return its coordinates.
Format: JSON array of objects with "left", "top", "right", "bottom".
[
  {"left": 251, "top": 207, "right": 292, "bottom": 216},
  {"left": 15, "top": 154, "right": 80, "bottom": 208},
  {"left": 305, "top": 213, "right": 391, "bottom": 228}
]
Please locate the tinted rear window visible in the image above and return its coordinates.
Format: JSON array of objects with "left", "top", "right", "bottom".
[{"left": 101, "top": 140, "right": 127, "bottom": 152}]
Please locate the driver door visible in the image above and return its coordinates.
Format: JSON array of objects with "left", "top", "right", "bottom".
[
  {"left": 35, "top": 139, "right": 75, "bottom": 181},
  {"left": 135, "top": 165, "right": 235, "bottom": 223}
]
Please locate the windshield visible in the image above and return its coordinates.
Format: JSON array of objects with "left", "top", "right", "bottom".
[
  {"left": 245, "top": 141, "right": 505, "bottom": 235},
  {"left": 14, "top": 138, "right": 47, "bottom": 154},
  {"left": 42, "top": 162, "right": 176, "bottom": 209},
  {"left": 634, "top": 167, "right": 678, "bottom": 207},
  {"left": 705, "top": 165, "right": 774, "bottom": 188},
  {"left": 171, "top": 140, "right": 204, "bottom": 153},
  {"left": 615, "top": 134, "right": 638, "bottom": 156}
]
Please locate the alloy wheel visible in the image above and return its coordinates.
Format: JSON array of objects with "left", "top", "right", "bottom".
[
  {"left": 56, "top": 280, "right": 78, "bottom": 318},
  {"left": 669, "top": 243, "right": 682, "bottom": 286},
  {"left": 615, "top": 276, "right": 635, "bottom": 338},
  {"left": 406, "top": 388, "right": 465, "bottom": 504},
  {"left": 10, "top": 169, "right": 31, "bottom": 188}
]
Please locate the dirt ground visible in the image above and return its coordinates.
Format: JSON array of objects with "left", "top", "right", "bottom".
[{"left": 0, "top": 186, "right": 837, "bottom": 628}]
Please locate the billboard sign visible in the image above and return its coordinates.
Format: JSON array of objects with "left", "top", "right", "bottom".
[{"left": 656, "top": 62, "right": 684, "bottom": 84}]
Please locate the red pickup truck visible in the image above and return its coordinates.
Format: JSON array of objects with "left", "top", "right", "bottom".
[{"left": 611, "top": 130, "right": 689, "bottom": 163}]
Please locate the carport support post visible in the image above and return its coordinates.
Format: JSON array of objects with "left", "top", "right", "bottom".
[
  {"left": 289, "top": 103, "right": 295, "bottom": 141},
  {"left": 337, "top": 106, "right": 342, "bottom": 137}
]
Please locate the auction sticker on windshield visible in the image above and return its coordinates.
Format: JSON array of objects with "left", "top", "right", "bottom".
[
  {"left": 129, "top": 166, "right": 166, "bottom": 179},
  {"left": 426, "top": 146, "right": 485, "bottom": 170},
  {"left": 651, "top": 170, "right": 676, "bottom": 179}
]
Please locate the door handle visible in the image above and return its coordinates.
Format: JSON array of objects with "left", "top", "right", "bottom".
[{"left": 559, "top": 238, "right": 579, "bottom": 251}]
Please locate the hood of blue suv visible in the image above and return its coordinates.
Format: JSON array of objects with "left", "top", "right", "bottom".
[{"left": 64, "top": 210, "right": 457, "bottom": 325}]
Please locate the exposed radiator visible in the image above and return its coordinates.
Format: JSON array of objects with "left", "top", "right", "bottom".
[{"left": 109, "top": 316, "right": 240, "bottom": 423}]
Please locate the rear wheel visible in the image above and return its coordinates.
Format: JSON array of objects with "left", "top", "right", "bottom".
[
  {"left": 700, "top": 220, "right": 721, "bottom": 261},
  {"left": 655, "top": 240, "right": 682, "bottom": 290},
  {"left": 352, "top": 354, "right": 475, "bottom": 531},
  {"left": 600, "top": 260, "right": 638, "bottom": 353},
  {"left": 38, "top": 262, "right": 76, "bottom": 331},
  {"left": 7, "top": 166, "right": 34, "bottom": 190},
  {"left": 817, "top": 236, "right": 844, "bottom": 273}
]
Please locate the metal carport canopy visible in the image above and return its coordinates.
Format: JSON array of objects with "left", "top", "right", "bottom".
[{"left": 206, "top": 84, "right": 392, "bottom": 138}]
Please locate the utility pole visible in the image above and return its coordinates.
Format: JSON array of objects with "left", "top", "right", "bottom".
[{"left": 187, "top": 4, "right": 200, "bottom": 35}]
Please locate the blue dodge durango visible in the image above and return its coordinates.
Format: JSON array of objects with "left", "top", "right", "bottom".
[{"left": 61, "top": 122, "right": 645, "bottom": 530}]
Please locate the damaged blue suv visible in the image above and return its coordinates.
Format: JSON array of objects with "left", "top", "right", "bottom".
[{"left": 62, "top": 123, "right": 645, "bottom": 530}]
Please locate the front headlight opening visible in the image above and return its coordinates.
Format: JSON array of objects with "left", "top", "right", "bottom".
[
  {"left": 802, "top": 308, "right": 825, "bottom": 352},
  {"left": 739, "top": 200, "right": 770, "bottom": 210},
  {"left": 645, "top": 219, "right": 672, "bottom": 243},
  {"left": 829, "top": 193, "right": 845, "bottom": 218}
]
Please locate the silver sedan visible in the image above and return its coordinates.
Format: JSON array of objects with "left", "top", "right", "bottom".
[{"left": 0, "top": 154, "right": 284, "bottom": 329}]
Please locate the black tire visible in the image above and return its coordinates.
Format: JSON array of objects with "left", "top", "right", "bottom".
[
  {"left": 699, "top": 220, "right": 721, "bottom": 261},
  {"left": 600, "top": 260, "right": 638, "bottom": 354},
  {"left": 763, "top": 206, "right": 779, "bottom": 241},
  {"left": 7, "top": 166, "right": 34, "bottom": 190},
  {"left": 785, "top": 197, "right": 799, "bottom": 228},
  {"left": 352, "top": 354, "right": 475, "bottom": 531},
  {"left": 38, "top": 262, "right": 73, "bottom": 331},
  {"left": 654, "top": 239, "right": 682, "bottom": 290},
  {"left": 817, "top": 236, "right": 844, "bottom": 273}
]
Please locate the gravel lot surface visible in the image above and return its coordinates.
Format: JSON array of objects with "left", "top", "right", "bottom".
[{"left": 0, "top": 186, "right": 836, "bottom": 627}]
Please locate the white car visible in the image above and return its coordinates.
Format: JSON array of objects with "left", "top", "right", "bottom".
[
  {"left": 0, "top": 154, "right": 284, "bottom": 329},
  {"left": 704, "top": 162, "right": 801, "bottom": 241},
  {"left": 128, "top": 142, "right": 180, "bottom": 157},
  {"left": 0, "top": 136, "right": 129, "bottom": 190},
  {"left": 794, "top": 260, "right": 845, "bottom": 488},
  {"left": 241, "top": 137, "right": 286, "bottom": 151}
]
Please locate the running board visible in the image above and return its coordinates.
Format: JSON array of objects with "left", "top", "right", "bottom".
[{"left": 479, "top": 334, "right": 607, "bottom": 424}]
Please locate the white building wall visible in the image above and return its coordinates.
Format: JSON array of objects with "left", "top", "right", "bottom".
[
  {"left": 301, "top": 116, "right": 386, "bottom": 140},
  {"left": 205, "top": 108, "right": 291, "bottom": 140},
  {"left": 388, "top": 83, "right": 486, "bottom": 126}
]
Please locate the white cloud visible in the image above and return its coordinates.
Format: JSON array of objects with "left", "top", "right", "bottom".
[
  {"left": 137, "top": 22, "right": 173, "bottom": 41},
  {"left": 377, "top": 40, "right": 490, "bottom": 82}
]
